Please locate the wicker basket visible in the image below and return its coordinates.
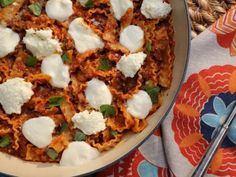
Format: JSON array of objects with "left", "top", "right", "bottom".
[{"left": 187, "top": 0, "right": 236, "bottom": 38}]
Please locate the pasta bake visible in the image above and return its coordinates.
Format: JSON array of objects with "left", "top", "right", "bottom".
[{"left": 0, "top": 0, "right": 174, "bottom": 166}]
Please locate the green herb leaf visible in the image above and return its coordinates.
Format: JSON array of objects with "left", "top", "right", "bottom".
[
  {"left": 28, "top": 3, "right": 42, "bottom": 16},
  {"left": 46, "top": 148, "right": 58, "bottom": 160},
  {"left": 61, "top": 53, "right": 69, "bottom": 62},
  {"left": 100, "top": 104, "right": 116, "bottom": 117},
  {"left": 85, "top": 0, "right": 94, "bottom": 8},
  {"left": 25, "top": 55, "right": 37, "bottom": 67},
  {"left": 98, "top": 58, "right": 111, "bottom": 71},
  {"left": 0, "top": 0, "right": 14, "bottom": 7},
  {"left": 110, "top": 130, "right": 118, "bottom": 138},
  {"left": 146, "top": 42, "right": 152, "bottom": 53},
  {"left": 74, "top": 131, "right": 86, "bottom": 141},
  {"left": 0, "top": 136, "right": 10, "bottom": 148},
  {"left": 144, "top": 85, "right": 161, "bottom": 104},
  {"left": 48, "top": 96, "right": 64, "bottom": 108},
  {"left": 59, "top": 122, "right": 68, "bottom": 134}
]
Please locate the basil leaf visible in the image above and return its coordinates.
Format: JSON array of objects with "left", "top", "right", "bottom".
[
  {"left": 144, "top": 85, "right": 161, "bottom": 104},
  {"left": 46, "top": 148, "right": 58, "bottom": 160},
  {"left": 146, "top": 42, "right": 152, "bottom": 53},
  {"left": 100, "top": 104, "right": 116, "bottom": 117},
  {"left": 0, "top": 136, "right": 10, "bottom": 148},
  {"left": 110, "top": 130, "right": 118, "bottom": 138},
  {"left": 28, "top": 3, "right": 42, "bottom": 16},
  {"left": 85, "top": 0, "right": 93, "bottom": 8},
  {"left": 48, "top": 96, "right": 64, "bottom": 108},
  {"left": 74, "top": 131, "right": 86, "bottom": 141},
  {"left": 98, "top": 58, "right": 111, "bottom": 71},
  {"left": 61, "top": 53, "right": 69, "bottom": 62},
  {"left": 59, "top": 122, "right": 68, "bottom": 134},
  {"left": 0, "top": 0, "right": 14, "bottom": 7},
  {"left": 25, "top": 56, "right": 37, "bottom": 67}
]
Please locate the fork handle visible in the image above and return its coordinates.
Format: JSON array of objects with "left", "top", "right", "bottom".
[
  {"left": 191, "top": 125, "right": 228, "bottom": 177},
  {"left": 191, "top": 103, "right": 236, "bottom": 177}
]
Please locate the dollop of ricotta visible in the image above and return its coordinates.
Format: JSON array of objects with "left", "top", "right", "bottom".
[
  {"left": 127, "top": 90, "right": 152, "bottom": 119},
  {"left": 23, "top": 29, "right": 62, "bottom": 59},
  {"left": 0, "top": 25, "right": 20, "bottom": 58},
  {"left": 41, "top": 54, "right": 70, "bottom": 88},
  {"left": 85, "top": 78, "right": 112, "bottom": 109},
  {"left": 0, "top": 78, "right": 34, "bottom": 114},
  {"left": 119, "top": 25, "right": 144, "bottom": 53},
  {"left": 46, "top": 0, "right": 73, "bottom": 22},
  {"left": 72, "top": 110, "right": 106, "bottom": 135},
  {"left": 78, "top": 0, "right": 89, "bottom": 7},
  {"left": 116, "top": 52, "right": 147, "bottom": 78},
  {"left": 68, "top": 18, "right": 104, "bottom": 53},
  {"left": 60, "top": 141, "right": 100, "bottom": 166},
  {"left": 22, "top": 117, "right": 55, "bottom": 148},
  {"left": 141, "top": 0, "right": 172, "bottom": 19},
  {"left": 110, "top": 0, "right": 133, "bottom": 20}
]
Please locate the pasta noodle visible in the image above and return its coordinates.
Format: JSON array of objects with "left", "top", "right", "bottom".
[{"left": 0, "top": 0, "right": 175, "bottom": 163}]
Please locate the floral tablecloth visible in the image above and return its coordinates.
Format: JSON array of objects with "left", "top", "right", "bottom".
[{"left": 97, "top": 5, "right": 236, "bottom": 177}]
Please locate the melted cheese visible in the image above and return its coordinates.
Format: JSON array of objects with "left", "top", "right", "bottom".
[
  {"left": 45, "top": 0, "right": 73, "bottom": 22},
  {"left": 41, "top": 54, "right": 70, "bottom": 88},
  {"left": 0, "top": 25, "right": 20, "bottom": 58},
  {"left": 141, "top": 0, "right": 172, "bottom": 19},
  {"left": 116, "top": 52, "right": 147, "bottom": 78},
  {"left": 0, "top": 78, "right": 34, "bottom": 114},
  {"left": 85, "top": 78, "right": 112, "bottom": 109},
  {"left": 119, "top": 25, "right": 144, "bottom": 53},
  {"left": 68, "top": 18, "right": 104, "bottom": 53},
  {"left": 110, "top": 0, "right": 133, "bottom": 20},
  {"left": 127, "top": 90, "right": 152, "bottom": 119},
  {"left": 78, "top": 0, "right": 89, "bottom": 7},
  {"left": 23, "top": 29, "right": 62, "bottom": 59},
  {"left": 60, "top": 141, "right": 100, "bottom": 166},
  {"left": 72, "top": 110, "right": 106, "bottom": 135},
  {"left": 22, "top": 117, "right": 55, "bottom": 148}
]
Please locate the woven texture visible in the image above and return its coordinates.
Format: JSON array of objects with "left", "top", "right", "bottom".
[{"left": 188, "top": 0, "right": 236, "bottom": 38}]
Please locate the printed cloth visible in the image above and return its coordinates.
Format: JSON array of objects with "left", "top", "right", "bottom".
[{"left": 97, "top": 5, "right": 236, "bottom": 177}]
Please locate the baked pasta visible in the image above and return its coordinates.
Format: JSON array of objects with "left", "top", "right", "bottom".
[{"left": 0, "top": 0, "right": 174, "bottom": 166}]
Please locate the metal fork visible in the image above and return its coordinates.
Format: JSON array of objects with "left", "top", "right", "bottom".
[{"left": 191, "top": 102, "right": 236, "bottom": 177}]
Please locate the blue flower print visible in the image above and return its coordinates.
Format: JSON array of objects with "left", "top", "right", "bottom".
[
  {"left": 138, "top": 160, "right": 158, "bottom": 177},
  {"left": 201, "top": 96, "right": 236, "bottom": 144}
]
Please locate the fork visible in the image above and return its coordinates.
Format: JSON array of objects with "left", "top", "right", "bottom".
[{"left": 191, "top": 102, "right": 236, "bottom": 177}]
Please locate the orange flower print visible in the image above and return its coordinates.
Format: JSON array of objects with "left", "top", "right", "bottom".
[
  {"left": 172, "top": 65, "right": 236, "bottom": 176},
  {"left": 210, "top": 6, "right": 236, "bottom": 56}
]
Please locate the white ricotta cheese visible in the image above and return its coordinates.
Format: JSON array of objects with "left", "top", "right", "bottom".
[
  {"left": 141, "top": 0, "right": 172, "bottom": 19},
  {"left": 127, "top": 90, "right": 152, "bottom": 119},
  {"left": 22, "top": 117, "right": 56, "bottom": 148},
  {"left": 78, "top": 0, "right": 88, "bottom": 7},
  {"left": 41, "top": 54, "right": 70, "bottom": 88},
  {"left": 0, "top": 78, "right": 34, "bottom": 114},
  {"left": 85, "top": 78, "right": 112, "bottom": 109},
  {"left": 119, "top": 25, "right": 144, "bottom": 53},
  {"left": 72, "top": 110, "right": 106, "bottom": 135},
  {"left": 60, "top": 141, "right": 100, "bottom": 166},
  {"left": 116, "top": 52, "right": 147, "bottom": 78},
  {"left": 46, "top": 0, "right": 73, "bottom": 22},
  {"left": 23, "top": 29, "right": 62, "bottom": 59},
  {"left": 110, "top": 0, "right": 133, "bottom": 20},
  {"left": 0, "top": 25, "right": 20, "bottom": 58},
  {"left": 68, "top": 18, "right": 104, "bottom": 53}
]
